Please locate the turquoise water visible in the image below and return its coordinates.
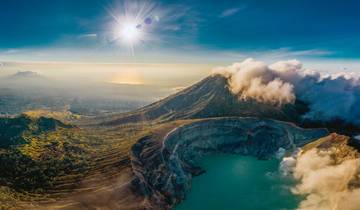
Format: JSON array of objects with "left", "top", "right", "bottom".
[{"left": 175, "top": 155, "right": 300, "bottom": 210}]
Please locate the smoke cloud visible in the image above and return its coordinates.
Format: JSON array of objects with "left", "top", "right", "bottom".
[
  {"left": 288, "top": 148, "right": 360, "bottom": 210},
  {"left": 213, "top": 58, "right": 360, "bottom": 125},
  {"left": 213, "top": 58, "right": 295, "bottom": 106}
]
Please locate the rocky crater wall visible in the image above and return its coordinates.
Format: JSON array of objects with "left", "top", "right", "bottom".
[{"left": 130, "top": 117, "right": 328, "bottom": 209}]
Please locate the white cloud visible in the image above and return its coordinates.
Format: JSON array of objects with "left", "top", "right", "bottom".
[
  {"left": 213, "top": 58, "right": 360, "bottom": 125},
  {"left": 78, "top": 33, "right": 98, "bottom": 39},
  {"left": 198, "top": 48, "right": 334, "bottom": 65},
  {"left": 265, "top": 48, "right": 333, "bottom": 58},
  {"left": 213, "top": 58, "right": 295, "bottom": 106},
  {"left": 219, "top": 6, "right": 246, "bottom": 18},
  {"left": 0, "top": 49, "right": 25, "bottom": 54}
]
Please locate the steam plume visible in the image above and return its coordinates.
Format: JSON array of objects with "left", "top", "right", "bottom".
[
  {"left": 213, "top": 58, "right": 360, "bottom": 125},
  {"left": 213, "top": 58, "right": 295, "bottom": 106},
  {"left": 290, "top": 148, "right": 360, "bottom": 210}
]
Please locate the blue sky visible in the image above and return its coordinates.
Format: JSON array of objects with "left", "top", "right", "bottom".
[{"left": 0, "top": 0, "right": 360, "bottom": 64}]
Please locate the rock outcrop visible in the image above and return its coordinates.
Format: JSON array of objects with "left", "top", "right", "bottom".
[
  {"left": 130, "top": 117, "right": 328, "bottom": 209},
  {"left": 301, "top": 133, "right": 360, "bottom": 162}
]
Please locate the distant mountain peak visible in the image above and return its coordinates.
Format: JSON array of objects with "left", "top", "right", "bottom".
[{"left": 10, "top": 71, "right": 43, "bottom": 79}]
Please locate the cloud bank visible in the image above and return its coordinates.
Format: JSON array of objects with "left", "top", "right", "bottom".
[
  {"left": 288, "top": 148, "right": 360, "bottom": 210},
  {"left": 213, "top": 58, "right": 360, "bottom": 125}
]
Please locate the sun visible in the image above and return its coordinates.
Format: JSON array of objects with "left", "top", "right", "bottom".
[
  {"left": 109, "top": 1, "right": 161, "bottom": 54},
  {"left": 116, "top": 21, "right": 142, "bottom": 45}
]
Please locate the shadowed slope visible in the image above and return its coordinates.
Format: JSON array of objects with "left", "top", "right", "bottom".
[{"left": 0, "top": 114, "right": 73, "bottom": 148}]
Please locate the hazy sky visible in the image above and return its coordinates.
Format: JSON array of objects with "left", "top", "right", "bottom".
[
  {"left": 0, "top": 61, "right": 212, "bottom": 87},
  {"left": 0, "top": 0, "right": 360, "bottom": 82}
]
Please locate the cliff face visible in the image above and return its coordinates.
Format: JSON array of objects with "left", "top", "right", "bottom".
[{"left": 130, "top": 117, "right": 328, "bottom": 209}]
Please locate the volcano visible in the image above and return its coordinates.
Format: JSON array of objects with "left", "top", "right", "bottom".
[
  {"left": 102, "top": 75, "right": 308, "bottom": 126},
  {"left": 102, "top": 74, "right": 360, "bottom": 135}
]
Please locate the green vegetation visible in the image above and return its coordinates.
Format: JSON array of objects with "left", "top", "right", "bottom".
[
  {"left": 0, "top": 115, "right": 93, "bottom": 207},
  {"left": 0, "top": 112, "right": 166, "bottom": 208},
  {"left": 0, "top": 114, "right": 73, "bottom": 148}
]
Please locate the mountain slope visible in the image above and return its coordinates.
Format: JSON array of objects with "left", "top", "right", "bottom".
[
  {"left": 7, "top": 71, "right": 44, "bottom": 80},
  {"left": 102, "top": 75, "right": 308, "bottom": 125}
]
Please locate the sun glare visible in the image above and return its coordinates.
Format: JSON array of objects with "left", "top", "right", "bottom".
[
  {"left": 109, "top": 70, "right": 145, "bottom": 85},
  {"left": 117, "top": 21, "right": 142, "bottom": 45},
  {"left": 109, "top": 1, "right": 162, "bottom": 54}
]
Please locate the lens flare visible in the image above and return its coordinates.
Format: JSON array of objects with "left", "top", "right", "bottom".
[
  {"left": 108, "top": 1, "right": 159, "bottom": 54},
  {"left": 107, "top": 0, "right": 191, "bottom": 55}
]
